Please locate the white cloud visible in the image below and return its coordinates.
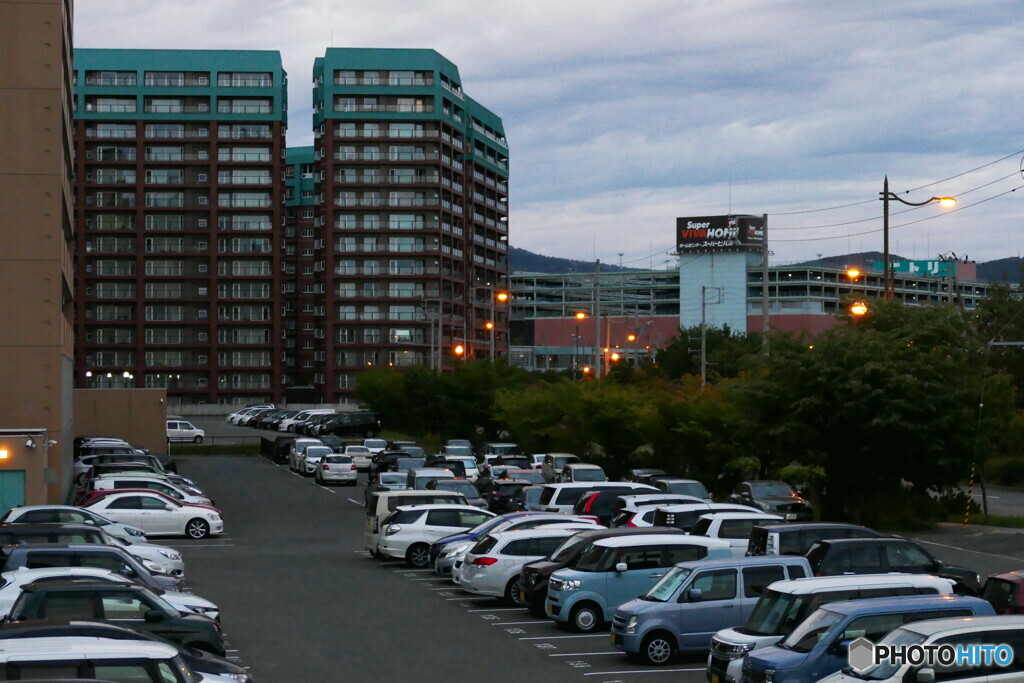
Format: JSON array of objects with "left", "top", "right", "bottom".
[{"left": 76, "top": 0, "right": 1024, "bottom": 265}]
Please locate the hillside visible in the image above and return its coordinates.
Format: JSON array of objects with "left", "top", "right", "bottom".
[{"left": 510, "top": 246, "right": 643, "bottom": 274}]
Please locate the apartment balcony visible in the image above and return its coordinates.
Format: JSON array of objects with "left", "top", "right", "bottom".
[
  {"left": 144, "top": 104, "right": 210, "bottom": 114},
  {"left": 333, "top": 76, "right": 433, "bottom": 86},
  {"left": 333, "top": 104, "right": 434, "bottom": 114}
]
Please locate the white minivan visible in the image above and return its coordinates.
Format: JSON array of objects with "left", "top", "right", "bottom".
[
  {"left": 706, "top": 573, "right": 956, "bottom": 682},
  {"left": 0, "top": 637, "right": 196, "bottom": 681}
]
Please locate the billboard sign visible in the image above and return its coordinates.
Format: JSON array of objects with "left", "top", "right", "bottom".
[
  {"left": 676, "top": 215, "right": 764, "bottom": 252},
  {"left": 867, "top": 260, "right": 955, "bottom": 277}
]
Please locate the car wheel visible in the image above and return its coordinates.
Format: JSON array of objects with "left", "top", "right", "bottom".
[
  {"left": 569, "top": 602, "right": 601, "bottom": 633},
  {"left": 314, "top": 472, "right": 322, "bottom": 484},
  {"left": 193, "top": 435, "right": 203, "bottom": 444},
  {"left": 505, "top": 576, "right": 526, "bottom": 607},
  {"left": 640, "top": 631, "right": 676, "bottom": 666},
  {"left": 406, "top": 543, "right": 430, "bottom": 568},
  {"left": 186, "top": 519, "right": 210, "bottom": 539}
]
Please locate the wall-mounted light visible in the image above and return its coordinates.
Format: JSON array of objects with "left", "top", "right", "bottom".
[{"left": 0, "top": 449, "right": 8, "bottom": 460}]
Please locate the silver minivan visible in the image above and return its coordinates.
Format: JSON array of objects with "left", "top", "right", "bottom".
[{"left": 611, "top": 555, "right": 810, "bottom": 665}]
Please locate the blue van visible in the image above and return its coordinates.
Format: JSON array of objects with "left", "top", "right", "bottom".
[
  {"left": 741, "top": 594, "right": 996, "bottom": 683},
  {"left": 611, "top": 555, "right": 810, "bottom": 665},
  {"left": 545, "top": 534, "right": 731, "bottom": 632}
]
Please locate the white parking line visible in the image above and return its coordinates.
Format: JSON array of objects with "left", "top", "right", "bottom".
[
  {"left": 347, "top": 498, "right": 364, "bottom": 506},
  {"left": 317, "top": 485, "right": 336, "bottom": 494},
  {"left": 519, "top": 634, "right": 608, "bottom": 640},
  {"left": 410, "top": 577, "right": 445, "bottom": 581},
  {"left": 392, "top": 568, "right": 430, "bottom": 572},
  {"left": 915, "top": 538, "right": 1024, "bottom": 562},
  {"left": 549, "top": 652, "right": 621, "bottom": 656},
  {"left": 178, "top": 543, "right": 235, "bottom": 548},
  {"left": 467, "top": 607, "right": 527, "bottom": 612},
  {"left": 583, "top": 668, "right": 703, "bottom": 676},
  {"left": 490, "top": 621, "right": 549, "bottom": 626},
  {"left": 446, "top": 596, "right": 492, "bottom": 601}
]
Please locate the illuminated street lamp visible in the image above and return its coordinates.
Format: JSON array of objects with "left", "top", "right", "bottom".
[
  {"left": 880, "top": 177, "right": 956, "bottom": 300},
  {"left": 453, "top": 343, "right": 466, "bottom": 360},
  {"left": 573, "top": 312, "right": 587, "bottom": 379},
  {"left": 850, "top": 301, "right": 869, "bottom": 317}
]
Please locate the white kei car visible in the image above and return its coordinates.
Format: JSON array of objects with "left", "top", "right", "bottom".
[
  {"left": 85, "top": 491, "right": 224, "bottom": 539},
  {"left": 0, "top": 567, "right": 219, "bottom": 621},
  {"left": 460, "top": 526, "right": 597, "bottom": 604},
  {"left": 378, "top": 504, "right": 494, "bottom": 568}
]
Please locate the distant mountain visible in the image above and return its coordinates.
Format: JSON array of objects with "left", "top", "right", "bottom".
[
  {"left": 510, "top": 246, "right": 646, "bottom": 274},
  {"left": 977, "top": 258, "right": 1024, "bottom": 284}
]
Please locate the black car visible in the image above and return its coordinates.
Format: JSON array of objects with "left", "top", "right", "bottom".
[
  {"left": 727, "top": 480, "right": 813, "bottom": 521},
  {"left": 0, "top": 619, "right": 249, "bottom": 682},
  {"left": 746, "top": 522, "right": 884, "bottom": 556},
  {"left": 370, "top": 450, "right": 411, "bottom": 475},
  {"left": 493, "top": 455, "right": 530, "bottom": 469},
  {"left": 322, "top": 412, "right": 381, "bottom": 438},
  {"left": 299, "top": 413, "right": 337, "bottom": 436},
  {"left": 6, "top": 581, "right": 225, "bottom": 655},
  {"left": 570, "top": 485, "right": 660, "bottom": 526},
  {"left": 486, "top": 480, "right": 532, "bottom": 514},
  {"left": 805, "top": 538, "right": 982, "bottom": 594}
]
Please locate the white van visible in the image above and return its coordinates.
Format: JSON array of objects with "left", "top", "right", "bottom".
[
  {"left": 0, "top": 637, "right": 196, "bottom": 681},
  {"left": 706, "top": 573, "right": 956, "bottom": 682},
  {"left": 279, "top": 408, "right": 334, "bottom": 433},
  {"left": 691, "top": 511, "right": 785, "bottom": 557},
  {"left": 538, "top": 482, "right": 643, "bottom": 514},
  {"left": 364, "top": 489, "right": 466, "bottom": 557},
  {"left": 818, "top": 614, "right": 1024, "bottom": 682}
]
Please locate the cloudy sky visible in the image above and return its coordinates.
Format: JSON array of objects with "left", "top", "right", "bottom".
[{"left": 77, "top": 0, "right": 1024, "bottom": 268}]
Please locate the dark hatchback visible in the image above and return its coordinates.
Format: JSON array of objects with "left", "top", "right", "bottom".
[
  {"left": 806, "top": 537, "right": 982, "bottom": 594},
  {"left": 727, "top": 480, "right": 813, "bottom": 521},
  {"left": 570, "top": 484, "right": 659, "bottom": 526},
  {"left": 6, "top": 581, "right": 225, "bottom": 655},
  {"left": 519, "top": 526, "right": 687, "bottom": 617}
]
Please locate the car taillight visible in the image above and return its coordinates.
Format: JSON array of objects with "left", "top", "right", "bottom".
[
  {"left": 323, "top": 464, "right": 330, "bottom": 470},
  {"left": 582, "top": 493, "right": 597, "bottom": 513},
  {"left": 472, "top": 557, "right": 498, "bottom": 566},
  {"left": 626, "top": 514, "right": 638, "bottom": 528}
]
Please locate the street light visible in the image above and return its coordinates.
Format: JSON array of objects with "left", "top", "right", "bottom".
[
  {"left": 850, "top": 301, "right": 869, "bottom": 316},
  {"left": 880, "top": 177, "right": 956, "bottom": 300},
  {"left": 573, "top": 312, "right": 587, "bottom": 379}
]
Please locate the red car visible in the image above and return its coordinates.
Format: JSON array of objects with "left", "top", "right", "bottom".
[{"left": 982, "top": 570, "right": 1024, "bottom": 614}]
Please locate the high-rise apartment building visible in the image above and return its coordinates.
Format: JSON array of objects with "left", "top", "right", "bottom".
[
  {"left": 311, "top": 48, "right": 509, "bottom": 401},
  {"left": 0, "top": 0, "right": 76, "bottom": 505},
  {"left": 282, "top": 147, "right": 318, "bottom": 389},
  {"left": 73, "top": 50, "right": 288, "bottom": 406}
]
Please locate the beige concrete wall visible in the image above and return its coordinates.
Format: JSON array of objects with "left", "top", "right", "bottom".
[
  {"left": 74, "top": 389, "right": 168, "bottom": 456},
  {"left": 0, "top": 0, "right": 75, "bottom": 505}
]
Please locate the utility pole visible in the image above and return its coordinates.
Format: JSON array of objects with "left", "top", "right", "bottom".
[
  {"left": 594, "top": 259, "right": 601, "bottom": 377},
  {"left": 762, "top": 213, "right": 770, "bottom": 357},
  {"left": 700, "top": 285, "right": 707, "bottom": 388}
]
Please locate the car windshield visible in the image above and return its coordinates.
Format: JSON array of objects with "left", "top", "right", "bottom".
[
  {"left": 666, "top": 482, "right": 710, "bottom": 498},
  {"left": 523, "top": 488, "right": 542, "bottom": 505},
  {"left": 751, "top": 482, "right": 796, "bottom": 498},
  {"left": 550, "top": 535, "right": 589, "bottom": 562},
  {"left": 395, "top": 458, "right": 425, "bottom": 472},
  {"left": 437, "top": 481, "right": 478, "bottom": 497},
  {"left": 553, "top": 456, "right": 578, "bottom": 468},
  {"left": 848, "top": 628, "right": 928, "bottom": 679},
  {"left": 381, "top": 474, "right": 405, "bottom": 485},
  {"left": 445, "top": 446, "right": 473, "bottom": 457},
  {"left": 644, "top": 567, "right": 692, "bottom": 602},
  {"left": 446, "top": 456, "right": 476, "bottom": 468},
  {"left": 448, "top": 440, "right": 472, "bottom": 448},
  {"left": 779, "top": 608, "right": 843, "bottom": 653},
  {"left": 364, "top": 440, "right": 387, "bottom": 449},
  {"left": 572, "top": 468, "right": 605, "bottom": 481},
  {"left": 573, "top": 544, "right": 614, "bottom": 572},
  {"left": 509, "top": 471, "right": 544, "bottom": 484},
  {"left": 403, "top": 446, "right": 426, "bottom": 459},
  {"left": 305, "top": 447, "right": 331, "bottom": 457},
  {"left": 738, "top": 590, "right": 813, "bottom": 636},
  {"left": 347, "top": 447, "right": 371, "bottom": 454}
]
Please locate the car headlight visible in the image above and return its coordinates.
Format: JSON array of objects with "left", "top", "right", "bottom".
[
  {"left": 158, "top": 550, "right": 181, "bottom": 561},
  {"left": 142, "top": 560, "right": 164, "bottom": 573},
  {"left": 385, "top": 524, "right": 402, "bottom": 536},
  {"left": 624, "top": 616, "right": 638, "bottom": 634},
  {"left": 562, "top": 579, "right": 582, "bottom": 591},
  {"left": 443, "top": 543, "right": 471, "bottom": 558},
  {"left": 227, "top": 673, "right": 252, "bottom": 683},
  {"left": 125, "top": 527, "right": 146, "bottom": 537},
  {"left": 757, "top": 501, "right": 775, "bottom": 511},
  {"left": 206, "top": 514, "right": 219, "bottom": 521},
  {"left": 187, "top": 605, "right": 218, "bottom": 615}
]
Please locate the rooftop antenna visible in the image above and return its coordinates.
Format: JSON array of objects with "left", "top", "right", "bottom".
[{"left": 728, "top": 179, "right": 732, "bottom": 214}]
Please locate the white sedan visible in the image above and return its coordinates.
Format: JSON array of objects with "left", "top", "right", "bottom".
[
  {"left": 85, "top": 491, "right": 224, "bottom": 539},
  {"left": 0, "top": 567, "right": 219, "bottom": 621}
]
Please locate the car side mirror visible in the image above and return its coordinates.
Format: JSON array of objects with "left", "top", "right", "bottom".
[
  {"left": 144, "top": 609, "right": 166, "bottom": 623},
  {"left": 916, "top": 668, "right": 936, "bottom": 683},
  {"left": 687, "top": 588, "right": 703, "bottom": 602},
  {"left": 164, "top": 505, "right": 174, "bottom": 511},
  {"left": 928, "top": 559, "right": 943, "bottom": 571},
  {"left": 831, "top": 638, "right": 852, "bottom": 655},
  {"left": 615, "top": 562, "right": 628, "bottom": 573}
]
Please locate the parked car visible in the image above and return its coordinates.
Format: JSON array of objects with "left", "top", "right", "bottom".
[
  {"left": 481, "top": 442, "right": 521, "bottom": 461},
  {"left": 496, "top": 468, "right": 545, "bottom": 485},
  {"left": 166, "top": 419, "right": 204, "bottom": 444},
  {"left": 610, "top": 493, "right": 706, "bottom": 527},
  {"left": 746, "top": 521, "right": 885, "bottom": 556},
  {"left": 0, "top": 567, "right": 217, "bottom": 621},
  {"left": 425, "top": 478, "right": 487, "bottom": 508},
  {"left": 560, "top": 463, "right": 608, "bottom": 483},
  {"left": 86, "top": 474, "right": 213, "bottom": 506},
  {"left": 816, "top": 615, "right": 1024, "bottom": 682},
  {"left": 393, "top": 456, "right": 426, "bottom": 473},
  {"left": 727, "top": 480, "right": 814, "bottom": 521},
  {"left": 316, "top": 454, "right": 358, "bottom": 486},
  {"left": 545, "top": 534, "right": 732, "bottom": 632},
  {"left": 0, "top": 504, "right": 147, "bottom": 543},
  {"left": 806, "top": 537, "right": 981, "bottom": 593},
  {"left": 622, "top": 468, "right": 667, "bottom": 483},
  {"left": 298, "top": 445, "right": 333, "bottom": 476},
  {"left": 0, "top": 542, "right": 184, "bottom": 591},
  {"left": 406, "top": 467, "right": 457, "bottom": 490},
  {"left": 300, "top": 412, "right": 339, "bottom": 436},
  {"left": 486, "top": 480, "right": 533, "bottom": 514},
  {"left": 0, "top": 619, "right": 248, "bottom": 682},
  {"left": 571, "top": 485, "right": 660, "bottom": 526},
  {"left": 377, "top": 504, "right": 494, "bottom": 567},
  {"left": 461, "top": 527, "right": 596, "bottom": 605},
  {"left": 539, "top": 482, "right": 650, "bottom": 514},
  {"left": 981, "top": 569, "right": 1024, "bottom": 614},
  {"left": 288, "top": 437, "right": 323, "bottom": 472},
  {"left": 320, "top": 411, "right": 381, "bottom": 438},
  {"left": 6, "top": 580, "right": 225, "bottom": 655},
  {"left": 440, "top": 454, "right": 480, "bottom": 482},
  {"left": 742, "top": 594, "right": 995, "bottom": 682},
  {"left": 493, "top": 455, "right": 531, "bottom": 469},
  {"left": 690, "top": 512, "right": 785, "bottom": 557},
  {"left": 652, "top": 502, "right": 761, "bottom": 532},
  {"left": 541, "top": 453, "right": 581, "bottom": 482},
  {"left": 648, "top": 476, "right": 713, "bottom": 501},
  {"left": 370, "top": 450, "right": 410, "bottom": 474},
  {"left": 611, "top": 555, "right": 810, "bottom": 665},
  {"left": 0, "top": 636, "right": 197, "bottom": 682},
  {"left": 344, "top": 445, "right": 373, "bottom": 472},
  {"left": 280, "top": 409, "right": 334, "bottom": 433},
  {"left": 363, "top": 491, "right": 468, "bottom": 558},
  {"left": 706, "top": 573, "right": 956, "bottom": 683},
  {"left": 527, "top": 454, "right": 545, "bottom": 469},
  {"left": 84, "top": 490, "right": 224, "bottom": 539},
  {"left": 364, "top": 471, "right": 409, "bottom": 505}
]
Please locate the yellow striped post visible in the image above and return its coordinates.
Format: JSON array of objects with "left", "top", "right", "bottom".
[{"left": 963, "top": 462, "right": 976, "bottom": 528}]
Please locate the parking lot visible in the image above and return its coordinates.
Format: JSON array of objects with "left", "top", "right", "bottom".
[{"left": 173, "top": 454, "right": 1024, "bottom": 681}]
